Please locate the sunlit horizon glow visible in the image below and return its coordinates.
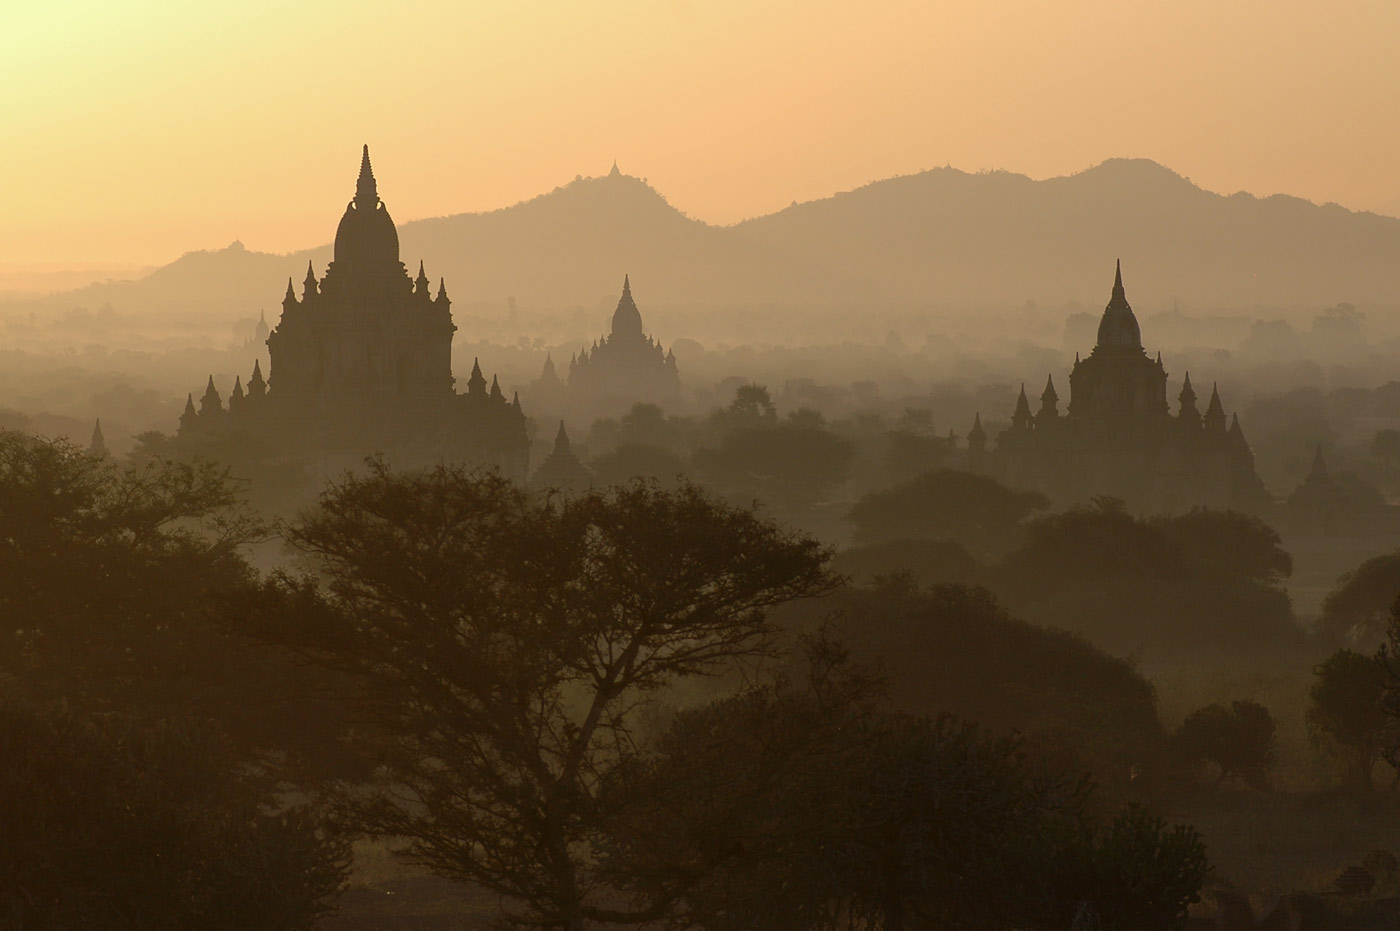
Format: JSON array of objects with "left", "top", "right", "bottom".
[{"left": 3, "top": 0, "right": 1399, "bottom": 267}]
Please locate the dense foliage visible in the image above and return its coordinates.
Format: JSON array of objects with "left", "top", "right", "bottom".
[
  {"left": 846, "top": 467, "right": 1048, "bottom": 558},
  {"left": 0, "top": 696, "right": 349, "bottom": 930},
  {"left": 1319, "top": 550, "right": 1400, "bottom": 648},
  {"left": 1309, "top": 648, "right": 1393, "bottom": 789},
  {"left": 996, "top": 499, "right": 1298, "bottom": 656}
]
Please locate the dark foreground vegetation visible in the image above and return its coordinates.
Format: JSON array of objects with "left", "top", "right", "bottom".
[{"left": 9, "top": 429, "right": 1400, "bottom": 929}]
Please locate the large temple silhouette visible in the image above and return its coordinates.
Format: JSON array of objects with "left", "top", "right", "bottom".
[
  {"left": 177, "top": 146, "right": 528, "bottom": 474},
  {"left": 967, "top": 262, "right": 1269, "bottom": 512}
]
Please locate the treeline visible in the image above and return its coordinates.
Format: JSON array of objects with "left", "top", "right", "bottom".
[{"left": 0, "top": 431, "right": 1213, "bottom": 930}]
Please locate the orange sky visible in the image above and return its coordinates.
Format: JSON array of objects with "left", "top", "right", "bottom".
[{"left": 3, "top": 0, "right": 1399, "bottom": 267}]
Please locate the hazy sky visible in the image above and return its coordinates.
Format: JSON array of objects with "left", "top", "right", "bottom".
[{"left": 4, "top": 0, "right": 1399, "bottom": 267}]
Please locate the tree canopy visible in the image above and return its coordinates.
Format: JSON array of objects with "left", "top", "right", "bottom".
[
  {"left": 244, "top": 465, "right": 838, "bottom": 931},
  {"left": 0, "top": 430, "right": 349, "bottom": 924},
  {"left": 995, "top": 500, "right": 1298, "bottom": 657},
  {"left": 0, "top": 696, "right": 348, "bottom": 930},
  {"left": 1172, "top": 700, "right": 1277, "bottom": 788},
  {"left": 1308, "top": 649, "right": 1393, "bottom": 790},
  {"left": 847, "top": 468, "right": 1048, "bottom": 559},
  {"left": 1319, "top": 551, "right": 1400, "bottom": 648}
]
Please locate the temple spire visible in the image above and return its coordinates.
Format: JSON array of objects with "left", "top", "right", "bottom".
[
  {"left": 1177, "top": 372, "right": 1201, "bottom": 427},
  {"left": 1012, "top": 383, "right": 1034, "bottom": 430},
  {"left": 1179, "top": 372, "right": 1197, "bottom": 404},
  {"left": 1203, "top": 382, "right": 1226, "bottom": 432},
  {"left": 1037, "top": 375, "right": 1059, "bottom": 423},
  {"left": 355, "top": 144, "right": 378, "bottom": 207},
  {"left": 248, "top": 359, "right": 266, "bottom": 398},
  {"left": 467, "top": 357, "right": 487, "bottom": 395},
  {"left": 1309, "top": 444, "right": 1328, "bottom": 479},
  {"left": 967, "top": 412, "right": 987, "bottom": 454},
  {"left": 611, "top": 274, "right": 643, "bottom": 340},
  {"left": 89, "top": 419, "right": 106, "bottom": 456},
  {"left": 199, "top": 375, "right": 223, "bottom": 418},
  {"left": 1095, "top": 258, "right": 1142, "bottom": 349},
  {"left": 179, "top": 393, "right": 198, "bottom": 433}
]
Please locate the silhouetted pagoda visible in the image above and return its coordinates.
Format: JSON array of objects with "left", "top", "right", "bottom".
[
  {"left": 531, "top": 422, "right": 592, "bottom": 492},
  {"left": 969, "top": 262, "right": 1268, "bottom": 512},
  {"left": 178, "top": 146, "right": 528, "bottom": 475},
  {"left": 568, "top": 276, "right": 679, "bottom": 411}
]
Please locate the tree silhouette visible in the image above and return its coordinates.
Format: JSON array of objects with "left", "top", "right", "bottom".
[
  {"left": 0, "top": 430, "right": 354, "bottom": 776},
  {"left": 1319, "top": 551, "right": 1400, "bottom": 648},
  {"left": 1308, "top": 649, "right": 1392, "bottom": 790},
  {"left": 590, "top": 442, "right": 688, "bottom": 489},
  {"left": 0, "top": 696, "right": 348, "bottom": 930},
  {"left": 1372, "top": 428, "right": 1400, "bottom": 469},
  {"left": 1172, "top": 700, "right": 1277, "bottom": 788},
  {"left": 692, "top": 422, "right": 855, "bottom": 513},
  {"left": 1150, "top": 508, "right": 1292, "bottom": 587},
  {"left": 611, "top": 658, "right": 1203, "bottom": 931},
  {"left": 847, "top": 469, "right": 1047, "bottom": 559},
  {"left": 249, "top": 465, "right": 836, "bottom": 931},
  {"left": 996, "top": 499, "right": 1297, "bottom": 656}
]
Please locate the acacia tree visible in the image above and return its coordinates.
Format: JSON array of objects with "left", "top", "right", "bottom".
[{"left": 251, "top": 465, "right": 837, "bottom": 931}]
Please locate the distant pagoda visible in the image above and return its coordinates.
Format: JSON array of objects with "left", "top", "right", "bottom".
[
  {"left": 177, "top": 146, "right": 528, "bottom": 475},
  {"left": 968, "top": 262, "right": 1268, "bottom": 513},
  {"left": 568, "top": 276, "right": 679, "bottom": 411}
]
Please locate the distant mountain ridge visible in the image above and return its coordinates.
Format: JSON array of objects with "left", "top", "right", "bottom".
[{"left": 25, "top": 159, "right": 1400, "bottom": 324}]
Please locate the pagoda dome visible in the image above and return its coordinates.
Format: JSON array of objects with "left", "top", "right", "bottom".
[
  {"left": 333, "top": 145, "right": 400, "bottom": 271},
  {"left": 1095, "top": 260, "right": 1142, "bottom": 350},
  {"left": 611, "top": 275, "right": 643, "bottom": 340}
]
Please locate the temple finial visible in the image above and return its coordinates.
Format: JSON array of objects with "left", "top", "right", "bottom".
[
  {"left": 623, "top": 273, "right": 630, "bottom": 295},
  {"left": 355, "top": 144, "right": 378, "bottom": 207},
  {"left": 1112, "top": 259, "right": 1124, "bottom": 299}
]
